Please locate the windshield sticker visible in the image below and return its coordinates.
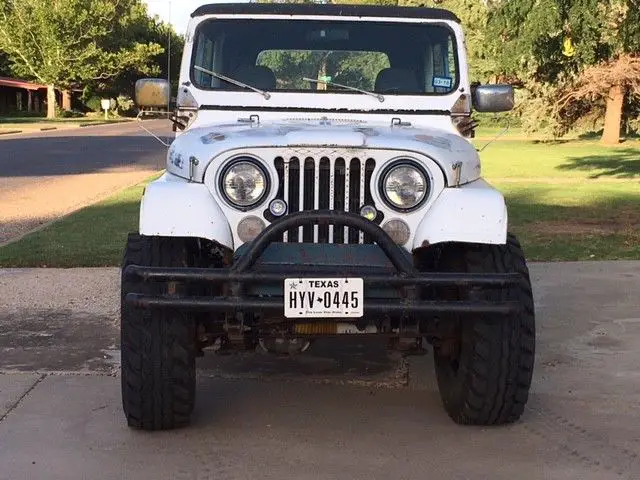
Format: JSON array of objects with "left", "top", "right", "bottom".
[{"left": 432, "top": 76, "right": 453, "bottom": 89}]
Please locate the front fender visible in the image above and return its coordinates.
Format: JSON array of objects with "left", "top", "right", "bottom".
[
  {"left": 139, "top": 173, "right": 233, "bottom": 249},
  {"left": 412, "top": 179, "right": 508, "bottom": 249}
]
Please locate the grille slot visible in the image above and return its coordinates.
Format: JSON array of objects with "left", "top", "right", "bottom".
[{"left": 275, "top": 155, "right": 376, "bottom": 244}]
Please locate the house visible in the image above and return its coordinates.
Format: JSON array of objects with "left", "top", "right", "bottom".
[{"left": 0, "top": 76, "right": 53, "bottom": 114}]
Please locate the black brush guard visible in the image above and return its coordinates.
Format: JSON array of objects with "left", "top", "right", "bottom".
[{"left": 124, "top": 211, "right": 521, "bottom": 318}]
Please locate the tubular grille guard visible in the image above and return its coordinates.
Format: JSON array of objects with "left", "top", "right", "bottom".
[
  {"left": 274, "top": 156, "right": 376, "bottom": 244},
  {"left": 124, "top": 211, "right": 523, "bottom": 317}
]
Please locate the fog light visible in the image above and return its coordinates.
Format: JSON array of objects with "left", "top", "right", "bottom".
[
  {"left": 269, "top": 199, "right": 287, "bottom": 217},
  {"left": 237, "top": 216, "right": 266, "bottom": 242},
  {"left": 382, "top": 219, "right": 410, "bottom": 245},
  {"left": 360, "top": 205, "right": 377, "bottom": 221}
]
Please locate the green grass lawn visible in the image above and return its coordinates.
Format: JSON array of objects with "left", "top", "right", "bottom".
[
  {"left": 0, "top": 183, "right": 144, "bottom": 267},
  {"left": 482, "top": 139, "right": 640, "bottom": 261},
  {"left": 0, "top": 138, "right": 638, "bottom": 267}
]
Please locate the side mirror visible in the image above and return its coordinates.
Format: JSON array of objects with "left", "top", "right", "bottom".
[
  {"left": 472, "top": 84, "right": 514, "bottom": 113},
  {"left": 135, "top": 78, "right": 170, "bottom": 108}
]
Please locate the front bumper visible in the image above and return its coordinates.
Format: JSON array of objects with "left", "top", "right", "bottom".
[{"left": 124, "top": 211, "right": 520, "bottom": 318}]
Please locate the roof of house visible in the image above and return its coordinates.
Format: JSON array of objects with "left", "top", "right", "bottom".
[
  {"left": 0, "top": 76, "right": 48, "bottom": 91},
  {"left": 191, "top": 3, "right": 460, "bottom": 23}
]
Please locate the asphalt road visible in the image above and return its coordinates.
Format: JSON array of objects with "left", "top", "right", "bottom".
[
  {"left": 1, "top": 262, "right": 639, "bottom": 479},
  {"left": 0, "top": 120, "right": 171, "bottom": 244}
]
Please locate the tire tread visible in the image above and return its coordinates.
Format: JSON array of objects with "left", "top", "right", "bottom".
[
  {"left": 434, "top": 233, "right": 535, "bottom": 425},
  {"left": 121, "top": 234, "right": 196, "bottom": 431}
]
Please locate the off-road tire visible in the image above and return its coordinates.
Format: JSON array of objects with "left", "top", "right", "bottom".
[
  {"left": 121, "top": 234, "right": 197, "bottom": 431},
  {"left": 432, "top": 233, "right": 535, "bottom": 425}
]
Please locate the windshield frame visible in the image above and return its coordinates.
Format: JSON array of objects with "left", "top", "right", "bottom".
[{"left": 188, "top": 16, "right": 462, "bottom": 99}]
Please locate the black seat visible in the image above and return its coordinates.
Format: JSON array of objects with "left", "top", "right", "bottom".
[
  {"left": 231, "top": 65, "right": 277, "bottom": 90},
  {"left": 374, "top": 68, "right": 420, "bottom": 94}
]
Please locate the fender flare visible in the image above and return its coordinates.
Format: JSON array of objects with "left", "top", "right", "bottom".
[
  {"left": 139, "top": 173, "right": 233, "bottom": 249},
  {"left": 412, "top": 179, "right": 508, "bottom": 249}
]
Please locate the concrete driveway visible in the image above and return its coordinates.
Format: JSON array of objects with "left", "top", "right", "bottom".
[
  {"left": 0, "top": 261, "right": 639, "bottom": 479},
  {"left": 0, "top": 120, "right": 171, "bottom": 244}
]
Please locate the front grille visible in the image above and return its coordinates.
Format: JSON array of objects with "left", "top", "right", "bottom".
[{"left": 274, "top": 155, "right": 376, "bottom": 244}]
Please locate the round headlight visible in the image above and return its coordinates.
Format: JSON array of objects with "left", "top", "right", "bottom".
[
  {"left": 381, "top": 162, "right": 429, "bottom": 211},
  {"left": 222, "top": 159, "right": 268, "bottom": 208}
]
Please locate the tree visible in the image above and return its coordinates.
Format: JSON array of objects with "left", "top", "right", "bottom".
[
  {"left": 488, "top": 0, "right": 640, "bottom": 143},
  {"left": 557, "top": 54, "right": 640, "bottom": 144},
  {"left": 0, "top": 0, "right": 163, "bottom": 118},
  {"left": 0, "top": 51, "right": 10, "bottom": 77},
  {"left": 92, "top": 8, "right": 184, "bottom": 99},
  {"left": 400, "top": 0, "right": 495, "bottom": 83}
]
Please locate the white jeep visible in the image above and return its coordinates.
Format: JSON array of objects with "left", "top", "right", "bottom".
[{"left": 123, "top": 2, "right": 535, "bottom": 430}]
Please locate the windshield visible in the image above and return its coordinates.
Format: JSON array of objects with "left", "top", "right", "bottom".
[{"left": 191, "top": 19, "right": 458, "bottom": 96}]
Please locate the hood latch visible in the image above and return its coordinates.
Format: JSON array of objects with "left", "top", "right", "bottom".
[
  {"left": 237, "top": 114, "right": 260, "bottom": 126},
  {"left": 391, "top": 117, "right": 412, "bottom": 127}
]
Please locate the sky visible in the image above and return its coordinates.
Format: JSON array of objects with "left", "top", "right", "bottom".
[{"left": 142, "top": 0, "right": 250, "bottom": 34}]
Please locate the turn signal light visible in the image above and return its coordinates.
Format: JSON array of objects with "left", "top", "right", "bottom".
[
  {"left": 237, "top": 216, "right": 265, "bottom": 242},
  {"left": 382, "top": 219, "right": 411, "bottom": 246},
  {"left": 360, "top": 205, "right": 377, "bottom": 221}
]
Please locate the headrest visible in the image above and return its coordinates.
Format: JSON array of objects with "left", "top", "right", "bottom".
[
  {"left": 374, "top": 68, "right": 420, "bottom": 94},
  {"left": 231, "top": 65, "right": 277, "bottom": 91}
]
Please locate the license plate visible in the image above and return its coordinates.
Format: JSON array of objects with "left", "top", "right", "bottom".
[{"left": 284, "top": 278, "right": 364, "bottom": 318}]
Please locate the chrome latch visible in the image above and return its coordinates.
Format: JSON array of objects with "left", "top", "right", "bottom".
[
  {"left": 391, "top": 117, "right": 412, "bottom": 127},
  {"left": 452, "top": 161, "right": 463, "bottom": 187},
  {"left": 189, "top": 156, "right": 200, "bottom": 182},
  {"left": 238, "top": 114, "right": 260, "bottom": 126}
]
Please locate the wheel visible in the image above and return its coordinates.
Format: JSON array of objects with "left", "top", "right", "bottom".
[
  {"left": 431, "top": 233, "right": 535, "bottom": 425},
  {"left": 120, "top": 234, "right": 197, "bottom": 430}
]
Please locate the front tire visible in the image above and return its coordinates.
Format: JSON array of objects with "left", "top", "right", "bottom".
[
  {"left": 120, "top": 234, "right": 197, "bottom": 431},
  {"left": 432, "top": 233, "right": 535, "bottom": 425}
]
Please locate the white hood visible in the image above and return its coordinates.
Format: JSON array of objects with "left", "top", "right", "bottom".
[{"left": 167, "top": 119, "right": 480, "bottom": 186}]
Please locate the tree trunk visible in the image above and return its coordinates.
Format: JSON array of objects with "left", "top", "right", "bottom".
[
  {"left": 601, "top": 84, "right": 624, "bottom": 145},
  {"left": 47, "top": 85, "right": 57, "bottom": 119},
  {"left": 62, "top": 90, "right": 72, "bottom": 111}
]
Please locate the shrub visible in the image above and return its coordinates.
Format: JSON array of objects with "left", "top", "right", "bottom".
[
  {"left": 60, "top": 109, "right": 85, "bottom": 118},
  {"left": 474, "top": 112, "right": 522, "bottom": 128},
  {"left": 85, "top": 96, "right": 103, "bottom": 113},
  {"left": 117, "top": 95, "right": 136, "bottom": 116}
]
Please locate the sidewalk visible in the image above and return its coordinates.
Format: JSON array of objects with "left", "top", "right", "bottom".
[
  {"left": 0, "top": 118, "right": 131, "bottom": 136},
  {"left": 0, "top": 262, "right": 639, "bottom": 479}
]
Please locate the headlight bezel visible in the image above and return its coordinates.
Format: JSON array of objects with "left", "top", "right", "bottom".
[
  {"left": 219, "top": 156, "right": 270, "bottom": 210},
  {"left": 379, "top": 159, "right": 430, "bottom": 212}
]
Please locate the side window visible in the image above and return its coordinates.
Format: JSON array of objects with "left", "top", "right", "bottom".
[
  {"left": 446, "top": 36, "right": 457, "bottom": 85},
  {"left": 193, "top": 33, "right": 215, "bottom": 87}
]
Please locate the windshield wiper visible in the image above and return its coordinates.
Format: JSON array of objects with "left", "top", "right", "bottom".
[
  {"left": 303, "top": 77, "right": 384, "bottom": 103},
  {"left": 194, "top": 65, "right": 271, "bottom": 100}
]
